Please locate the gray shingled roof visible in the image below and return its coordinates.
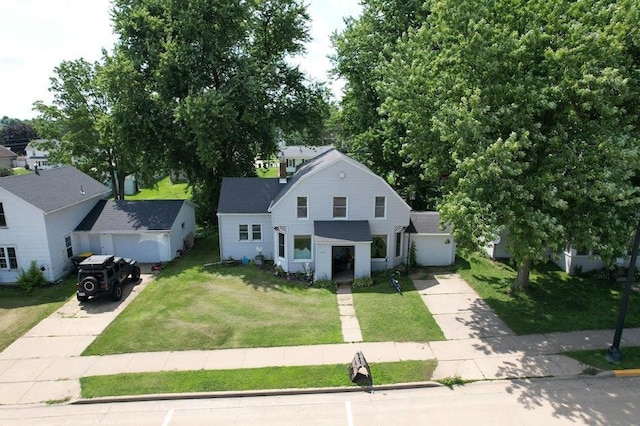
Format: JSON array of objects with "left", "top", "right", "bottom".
[
  {"left": 281, "top": 145, "right": 334, "bottom": 159},
  {"left": 217, "top": 177, "right": 285, "bottom": 214},
  {"left": 314, "top": 220, "right": 371, "bottom": 243},
  {"left": 407, "top": 211, "right": 452, "bottom": 234},
  {"left": 76, "top": 199, "right": 187, "bottom": 232},
  {"left": 0, "top": 166, "right": 110, "bottom": 213}
]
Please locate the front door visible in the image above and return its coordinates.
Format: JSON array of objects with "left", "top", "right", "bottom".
[{"left": 332, "top": 246, "right": 354, "bottom": 282}]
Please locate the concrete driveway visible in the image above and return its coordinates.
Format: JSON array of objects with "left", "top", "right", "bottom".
[{"left": 0, "top": 271, "right": 154, "bottom": 404}]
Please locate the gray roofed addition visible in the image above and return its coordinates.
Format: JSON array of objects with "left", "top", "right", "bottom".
[
  {"left": 314, "top": 220, "right": 372, "bottom": 243},
  {"left": 407, "top": 211, "right": 452, "bottom": 234},
  {"left": 0, "top": 166, "right": 110, "bottom": 213},
  {"left": 217, "top": 177, "right": 286, "bottom": 214},
  {"left": 76, "top": 199, "right": 187, "bottom": 232}
]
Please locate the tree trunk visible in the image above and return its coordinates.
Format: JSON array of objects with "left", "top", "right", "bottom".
[
  {"left": 117, "top": 173, "right": 126, "bottom": 200},
  {"left": 514, "top": 258, "right": 532, "bottom": 292}
]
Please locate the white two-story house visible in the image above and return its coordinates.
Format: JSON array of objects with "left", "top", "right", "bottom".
[{"left": 217, "top": 149, "right": 414, "bottom": 281}]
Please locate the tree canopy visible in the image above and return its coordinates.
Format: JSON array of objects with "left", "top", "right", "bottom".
[{"left": 376, "top": 0, "right": 640, "bottom": 288}]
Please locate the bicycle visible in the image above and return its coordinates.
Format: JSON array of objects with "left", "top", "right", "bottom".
[{"left": 389, "top": 270, "right": 402, "bottom": 295}]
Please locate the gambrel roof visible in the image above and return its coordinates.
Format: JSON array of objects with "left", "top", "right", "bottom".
[
  {"left": 76, "top": 199, "right": 190, "bottom": 232},
  {"left": 0, "top": 166, "right": 110, "bottom": 213}
]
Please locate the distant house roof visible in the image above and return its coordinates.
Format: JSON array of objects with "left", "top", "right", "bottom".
[
  {"left": 281, "top": 145, "right": 334, "bottom": 159},
  {"left": 0, "top": 166, "right": 110, "bottom": 213},
  {"left": 0, "top": 145, "right": 17, "bottom": 159},
  {"left": 217, "top": 177, "right": 286, "bottom": 214},
  {"left": 76, "top": 199, "right": 189, "bottom": 232},
  {"left": 314, "top": 220, "right": 372, "bottom": 243},
  {"left": 407, "top": 211, "right": 452, "bottom": 234}
]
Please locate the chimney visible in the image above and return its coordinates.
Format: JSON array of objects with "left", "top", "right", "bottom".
[{"left": 279, "top": 151, "right": 287, "bottom": 183}]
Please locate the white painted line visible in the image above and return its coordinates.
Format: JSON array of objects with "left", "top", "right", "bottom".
[
  {"left": 162, "top": 408, "right": 175, "bottom": 426},
  {"left": 345, "top": 400, "right": 354, "bottom": 426}
]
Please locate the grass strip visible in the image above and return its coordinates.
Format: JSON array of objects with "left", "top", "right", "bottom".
[
  {"left": 352, "top": 275, "right": 445, "bottom": 342},
  {"left": 564, "top": 347, "right": 640, "bottom": 371},
  {"left": 80, "top": 360, "right": 437, "bottom": 398}
]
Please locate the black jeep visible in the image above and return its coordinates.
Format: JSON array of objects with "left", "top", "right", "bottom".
[{"left": 76, "top": 255, "right": 140, "bottom": 302}]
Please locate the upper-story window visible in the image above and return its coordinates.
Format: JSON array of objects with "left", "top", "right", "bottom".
[
  {"left": 0, "top": 203, "right": 6, "bottom": 227},
  {"left": 333, "top": 197, "right": 347, "bottom": 218},
  {"left": 374, "top": 196, "right": 386, "bottom": 218},
  {"left": 297, "top": 197, "right": 308, "bottom": 219},
  {"left": 287, "top": 159, "right": 296, "bottom": 168}
]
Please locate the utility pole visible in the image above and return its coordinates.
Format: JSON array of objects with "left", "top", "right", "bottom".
[{"left": 606, "top": 219, "right": 640, "bottom": 363}]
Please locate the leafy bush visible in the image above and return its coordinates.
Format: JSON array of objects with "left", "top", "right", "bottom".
[
  {"left": 0, "top": 168, "right": 14, "bottom": 177},
  {"left": 313, "top": 279, "right": 336, "bottom": 292},
  {"left": 17, "top": 261, "right": 47, "bottom": 292},
  {"left": 352, "top": 277, "right": 373, "bottom": 289},
  {"left": 409, "top": 240, "right": 417, "bottom": 268}
]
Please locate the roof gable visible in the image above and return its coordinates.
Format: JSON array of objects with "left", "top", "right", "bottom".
[
  {"left": 0, "top": 166, "right": 110, "bottom": 213},
  {"left": 76, "top": 199, "right": 188, "bottom": 232},
  {"left": 0, "top": 145, "right": 17, "bottom": 159}
]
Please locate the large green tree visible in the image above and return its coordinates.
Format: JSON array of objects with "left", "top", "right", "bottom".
[
  {"left": 380, "top": 0, "right": 640, "bottom": 289},
  {"left": 32, "top": 57, "right": 148, "bottom": 199},
  {"left": 332, "top": 0, "right": 437, "bottom": 208},
  {"left": 111, "top": 0, "right": 328, "bottom": 221}
]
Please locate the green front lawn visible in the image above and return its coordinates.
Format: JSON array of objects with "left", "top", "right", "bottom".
[
  {"left": 455, "top": 252, "right": 640, "bottom": 335},
  {"left": 80, "top": 360, "right": 437, "bottom": 398},
  {"left": 565, "top": 347, "right": 640, "bottom": 371},
  {"left": 353, "top": 274, "right": 445, "bottom": 342},
  {"left": 0, "top": 281, "right": 75, "bottom": 351},
  {"left": 83, "top": 231, "right": 343, "bottom": 355}
]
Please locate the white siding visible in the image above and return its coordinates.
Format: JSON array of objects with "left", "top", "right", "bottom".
[
  {"left": 270, "top": 157, "right": 410, "bottom": 277},
  {"left": 169, "top": 201, "right": 197, "bottom": 258},
  {"left": 113, "top": 233, "right": 169, "bottom": 262},
  {"left": 0, "top": 191, "right": 49, "bottom": 283},
  {"left": 217, "top": 214, "right": 273, "bottom": 262},
  {"left": 412, "top": 234, "right": 456, "bottom": 266}
]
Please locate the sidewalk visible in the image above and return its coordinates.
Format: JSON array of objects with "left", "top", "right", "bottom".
[{"left": 1, "top": 271, "right": 639, "bottom": 405}]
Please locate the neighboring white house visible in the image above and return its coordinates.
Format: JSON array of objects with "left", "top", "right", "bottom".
[
  {"left": 25, "top": 139, "right": 58, "bottom": 170},
  {"left": 218, "top": 148, "right": 454, "bottom": 281},
  {"left": 280, "top": 145, "right": 334, "bottom": 174},
  {"left": 0, "top": 167, "right": 197, "bottom": 285},
  {"left": 483, "top": 229, "right": 512, "bottom": 259},
  {"left": 407, "top": 211, "right": 456, "bottom": 266},
  {"left": 75, "top": 199, "right": 196, "bottom": 263},
  {"left": 0, "top": 167, "right": 111, "bottom": 283}
]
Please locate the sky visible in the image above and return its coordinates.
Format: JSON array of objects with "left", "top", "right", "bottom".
[{"left": 0, "top": 0, "right": 361, "bottom": 120}]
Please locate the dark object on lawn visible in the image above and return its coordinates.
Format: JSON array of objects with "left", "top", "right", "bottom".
[
  {"left": 151, "top": 263, "right": 163, "bottom": 271},
  {"left": 389, "top": 271, "right": 402, "bottom": 295},
  {"left": 348, "top": 351, "right": 372, "bottom": 385}
]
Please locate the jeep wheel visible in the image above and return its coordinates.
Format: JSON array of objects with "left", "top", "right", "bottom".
[
  {"left": 81, "top": 277, "right": 99, "bottom": 294},
  {"left": 77, "top": 294, "right": 88, "bottom": 302},
  {"left": 111, "top": 285, "right": 123, "bottom": 301},
  {"left": 130, "top": 265, "right": 141, "bottom": 281}
]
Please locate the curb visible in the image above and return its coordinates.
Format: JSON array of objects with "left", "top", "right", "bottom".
[
  {"left": 595, "top": 369, "right": 640, "bottom": 378},
  {"left": 71, "top": 381, "right": 443, "bottom": 405}
]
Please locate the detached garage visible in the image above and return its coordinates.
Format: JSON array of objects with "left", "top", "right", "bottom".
[
  {"left": 74, "top": 199, "right": 196, "bottom": 263},
  {"left": 407, "top": 211, "right": 456, "bottom": 266}
]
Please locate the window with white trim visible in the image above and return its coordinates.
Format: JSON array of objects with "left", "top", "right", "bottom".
[
  {"left": 65, "top": 236, "right": 73, "bottom": 258},
  {"left": 374, "top": 196, "right": 386, "bottom": 218},
  {"left": 297, "top": 197, "right": 308, "bottom": 219},
  {"left": 239, "top": 224, "right": 262, "bottom": 241},
  {"left": 0, "top": 203, "right": 6, "bottom": 227},
  {"left": 294, "top": 235, "right": 312, "bottom": 260},
  {"left": 0, "top": 247, "right": 18, "bottom": 269},
  {"left": 239, "top": 224, "right": 249, "bottom": 241},
  {"left": 372, "top": 235, "right": 387, "bottom": 259},
  {"left": 278, "top": 232, "right": 285, "bottom": 258},
  {"left": 333, "top": 197, "right": 347, "bottom": 218},
  {"left": 252, "top": 224, "right": 262, "bottom": 240}
]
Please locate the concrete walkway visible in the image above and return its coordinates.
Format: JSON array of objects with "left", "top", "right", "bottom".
[{"left": 1, "top": 271, "right": 640, "bottom": 406}]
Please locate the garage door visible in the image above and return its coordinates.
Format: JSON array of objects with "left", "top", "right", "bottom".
[
  {"left": 113, "top": 234, "right": 161, "bottom": 263},
  {"left": 414, "top": 235, "right": 454, "bottom": 266}
]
